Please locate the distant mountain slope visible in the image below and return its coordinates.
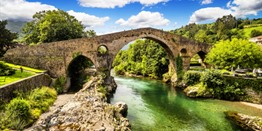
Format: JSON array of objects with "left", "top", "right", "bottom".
[{"left": 6, "top": 20, "right": 26, "bottom": 34}]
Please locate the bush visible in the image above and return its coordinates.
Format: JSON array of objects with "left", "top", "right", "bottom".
[
  {"left": 53, "top": 76, "right": 66, "bottom": 94},
  {"left": 6, "top": 98, "right": 31, "bottom": 129},
  {"left": 183, "top": 71, "right": 202, "bottom": 86},
  {"left": 200, "top": 70, "right": 224, "bottom": 88},
  {"left": 200, "top": 70, "right": 244, "bottom": 100},
  {"left": 0, "top": 62, "right": 16, "bottom": 76},
  {"left": 250, "top": 29, "right": 262, "bottom": 37},
  {"left": 28, "top": 86, "right": 57, "bottom": 112},
  {"left": 223, "top": 76, "right": 262, "bottom": 92}
]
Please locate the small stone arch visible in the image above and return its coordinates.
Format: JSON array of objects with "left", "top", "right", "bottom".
[
  {"left": 189, "top": 51, "right": 208, "bottom": 68},
  {"left": 97, "top": 45, "right": 108, "bottom": 55},
  {"left": 180, "top": 48, "right": 188, "bottom": 56}
]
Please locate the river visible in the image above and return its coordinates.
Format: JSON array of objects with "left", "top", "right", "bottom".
[{"left": 110, "top": 76, "right": 262, "bottom": 131}]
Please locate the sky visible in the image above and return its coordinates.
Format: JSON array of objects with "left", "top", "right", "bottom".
[{"left": 0, "top": 0, "right": 262, "bottom": 34}]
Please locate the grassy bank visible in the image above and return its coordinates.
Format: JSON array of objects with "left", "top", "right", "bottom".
[{"left": 0, "top": 61, "right": 45, "bottom": 87}]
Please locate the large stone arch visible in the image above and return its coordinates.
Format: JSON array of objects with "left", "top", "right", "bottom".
[{"left": 109, "top": 34, "right": 177, "bottom": 70}]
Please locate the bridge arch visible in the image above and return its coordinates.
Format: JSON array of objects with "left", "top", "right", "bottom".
[
  {"left": 109, "top": 34, "right": 177, "bottom": 71},
  {"left": 65, "top": 54, "right": 95, "bottom": 92}
]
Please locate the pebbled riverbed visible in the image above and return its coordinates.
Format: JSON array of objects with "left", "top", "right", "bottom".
[{"left": 110, "top": 76, "right": 262, "bottom": 131}]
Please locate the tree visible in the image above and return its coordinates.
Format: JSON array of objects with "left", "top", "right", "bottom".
[
  {"left": 0, "top": 20, "right": 18, "bottom": 57},
  {"left": 84, "top": 30, "right": 96, "bottom": 38},
  {"left": 22, "top": 10, "right": 84, "bottom": 44},
  {"left": 205, "top": 38, "right": 262, "bottom": 69}
]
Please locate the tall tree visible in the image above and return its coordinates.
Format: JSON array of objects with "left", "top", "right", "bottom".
[
  {"left": 22, "top": 10, "right": 84, "bottom": 44},
  {"left": 205, "top": 38, "right": 262, "bottom": 69},
  {"left": 0, "top": 20, "right": 18, "bottom": 57}
]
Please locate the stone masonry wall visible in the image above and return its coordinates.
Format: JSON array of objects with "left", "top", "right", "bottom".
[{"left": 0, "top": 72, "right": 52, "bottom": 102}]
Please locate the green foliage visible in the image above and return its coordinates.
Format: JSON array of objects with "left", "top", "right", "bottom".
[
  {"left": 53, "top": 76, "right": 66, "bottom": 94},
  {"left": 250, "top": 29, "right": 262, "bottom": 37},
  {"left": 21, "top": 10, "right": 84, "bottom": 44},
  {"left": 113, "top": 39, "right": 169, "bottom": 79},
  {"left": 6, "top": 98, "right": 31, "bottom": 129},
  {"left": 175, "top": 55, "right": 184, "bottom": 81},
  {"left": 84, "top": 30, "right": 96, "bottom": 38},
  {"left": 173, "top": 15, "right": 262, "bottom": 44},
  {"left": 0, "top": 20, "right": 18, "bottom": 56},
  {"left": 183, "top": 71, "right": 202, "bottom": 86},
  {"left": 28, "top": 86, "right": 57, "bottom": 112},
  {"left": 200, "top": 70, "right": 224, "bottom": 88},
  {"left": 0, "top": 62, "right": 16, "bottom": 76},
  {"left": 205, "top": 38, "right": 262, "bottom": 69},
  {"left": 198, "top": 70, "right": 244, "bottom": 100},
  {"left": 0, "top": 87, "right": 57, "bottom": 130},
  {"left": 223, "top": 76, "right": 262, "bottom": 92}
]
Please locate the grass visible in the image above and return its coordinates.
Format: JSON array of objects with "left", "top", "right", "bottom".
[
  {"left": 0, "top": 61, "right": 45, "bottom": 73},
  {"left": 0, "top": 61, "right": 45, "bottom": 87},
  {"left": 0, "top": 70, "right": 35, "bottom": 86},
  {"left": 243, "top": 25, "right": 262, "bottom": 38}
]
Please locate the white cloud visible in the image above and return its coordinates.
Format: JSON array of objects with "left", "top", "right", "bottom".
[
  {"left": 228, "top": 0, "right": 262, "bottom": 17},
  {"left": 0, "top": 0, "right": 56, "bottom": 21},
  {"left": 189, "top": 7, "right": 232, "bottom": 23},
  {"left": 189, "top": 0, "right": 262, "bottom": 23},
  {"left": 201, "top": 0, "right": 212, "bottom": 5},
  {"left": 67, "top": 10, "right": 110, "bottom": 28},
  {"left": 78, "top": 0, "right": 169, "bottom": 8},
  {"left": 115, "top": 11, "right": 170, "bottom": 28}
]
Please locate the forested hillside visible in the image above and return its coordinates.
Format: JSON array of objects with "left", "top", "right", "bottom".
[{"left": 173, "top": 15, "right": 262, "bottom": 44}]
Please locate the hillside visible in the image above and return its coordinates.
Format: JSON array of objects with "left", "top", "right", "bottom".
[{"left": 173, "top": 15, "right": 262, "bottom": 44}]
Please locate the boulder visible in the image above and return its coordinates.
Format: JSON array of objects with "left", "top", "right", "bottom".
[
  {"left": 115, "top": 102, "right": 128, "bottom": 117},
  {"left": 225, "top": 111, "right": 262, "bottom": 131}
]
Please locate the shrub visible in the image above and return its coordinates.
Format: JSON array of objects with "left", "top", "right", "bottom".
[
  {"left": 28, "top": 86, "right": 57, "bottom": 112},
  {"left": 200, "top": 70, "right": 224, "bottom": 88},
  {"left": 53, "top": 76, "right": 66, "bottom": 94},
  {"left": 223, "top": 76, "right": 262, "bottom": 92},
  {"left": 183, "top": 71, "right": 202, "bottom": 86},
  {"left": 6, "top": 98, "right": 31, "bottom": 129}
]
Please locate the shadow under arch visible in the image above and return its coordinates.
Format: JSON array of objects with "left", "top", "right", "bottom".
[
  {"left": 189, "top": 51, "right": 208, "bottom": 69},
  {"left": 66, "top": 55, "right": 95, "bottom": 92}
]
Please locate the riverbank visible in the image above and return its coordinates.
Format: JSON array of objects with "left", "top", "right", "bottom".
[{"left": 28, "top": 75, "right": 131, "bottom": 130}]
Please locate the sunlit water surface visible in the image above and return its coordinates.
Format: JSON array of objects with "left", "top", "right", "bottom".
[{"left": 110, "top": 76, "right": 262, "bottom": 131}]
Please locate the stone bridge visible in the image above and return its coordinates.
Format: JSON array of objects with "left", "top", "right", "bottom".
[{"left": 2, "top": 28, "right": 211, "bottom": 90}]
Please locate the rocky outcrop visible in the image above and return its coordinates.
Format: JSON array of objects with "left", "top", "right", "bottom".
[
  {"left": 29, "top": 76, "right": 131, "bottom": 131},
  {"left": 225, "top": 111, "right": 262, "bottom": 131},
  {"left": 115, "top": 102, "right": 128, "bottom": 117}
]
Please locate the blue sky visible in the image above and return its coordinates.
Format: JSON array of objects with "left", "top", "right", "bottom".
[{"left": 1, "top": 0, "right": 262, "bottom": 34}]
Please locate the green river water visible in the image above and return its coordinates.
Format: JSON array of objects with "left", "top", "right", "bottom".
[{"left": 110, "top": 76, "right": 262, "bottom": 131}]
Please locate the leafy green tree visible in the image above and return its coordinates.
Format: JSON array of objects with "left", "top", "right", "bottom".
[
  {"left": 205, "top": 38, "right": 262, "bottom": 69},
  {"left": 22, "top": 10, "right": 84, "bottom": 44},
  {"left": 0, "top": 20, "right": 18, "bottom": 56}
]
